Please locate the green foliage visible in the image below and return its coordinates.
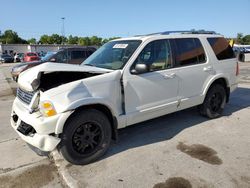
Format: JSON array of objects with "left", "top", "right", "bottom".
[
  {"left": 236, "top": 33, "right": 250, "bottom": 45},
  {"left": 68, "top": 35, "right": 79, "bottom": 44},
  {"left": 237, "top": 33, "right": 243, "bottom": 44},
  {"left": 39, "top": 35, "right": 50, "bottom": 44},
  {"left": 0, "top": 30, "right": 27, "bottom": 44},
  {"left": 78, "top": 37, "right": 91, "bottom": 46},
  {"left": 39, "top": 34, "right": 67, "bottom": 44},
  {"left": 27, "top": 38, "right": 36, "bottom": 44},
  {"left": 242, "top": 35, "right": 250, "bottom": 45},
  {"left": 0, "top": 29, "right": 121, "bottom": 46}
]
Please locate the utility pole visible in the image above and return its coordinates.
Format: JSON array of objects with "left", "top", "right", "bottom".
[{"left": 61, "top": 17, "right": 65, "bottom": 45}]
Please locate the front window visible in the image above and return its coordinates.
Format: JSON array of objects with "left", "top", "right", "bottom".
[
  {"left": 132, "top": 39, "right": 172, "bottom": 72},
  {"left": 82, "top": 40, "right": 142, "bottom": 70}
]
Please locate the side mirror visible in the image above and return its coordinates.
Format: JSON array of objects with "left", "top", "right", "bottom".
[
  {"left": 50, "top": 58, "right": 56, "bottom": 62},
  {"left": 131, "top": 63, "right": 149, "bottom": 74}
]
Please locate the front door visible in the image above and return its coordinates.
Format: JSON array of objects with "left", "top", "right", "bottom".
[{"left": 123, "top": 39, "right": 179, "bottom": 126}]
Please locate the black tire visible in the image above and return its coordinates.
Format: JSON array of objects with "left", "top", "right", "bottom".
[
  {"left": 199, "top": 84, "right": 226, "bottom": 119},
  {"left": 59, "top": 109, "right": 112, "bottom": 165}
]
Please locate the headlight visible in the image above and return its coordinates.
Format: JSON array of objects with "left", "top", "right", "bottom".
[
  {"left": 13, "top": 65, "right": 27, "bottom": 72},
  {"left": 40, "top": 100, "right": 57, "bottom": 117}
]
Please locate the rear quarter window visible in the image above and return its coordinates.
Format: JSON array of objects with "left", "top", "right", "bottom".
[{"left": 207, "top": 37, "right": 235, "bottom": 60}]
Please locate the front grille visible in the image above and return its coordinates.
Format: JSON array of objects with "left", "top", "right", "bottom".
[{"left": 17, "top": 88, "right": 34, "bottom": 105}]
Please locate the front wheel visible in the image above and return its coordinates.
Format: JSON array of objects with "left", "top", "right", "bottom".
[
  {"left": 59, "top": 109, "right": 112, "bottom": 165},
  {"left": 199, "top": 84, "right": 226, "bottom": 119}
]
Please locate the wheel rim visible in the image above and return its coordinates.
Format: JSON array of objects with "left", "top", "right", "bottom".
[
  {"left": 72, "top": 122, "right": 103, "bottom": 155},
  {"left": 209, "top": 92, "right": 223, "bottom": 113}
]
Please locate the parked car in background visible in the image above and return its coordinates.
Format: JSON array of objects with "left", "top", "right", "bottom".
[
  {"left": 11, "top": 47, "right": 96, "bottom": 81},
  {"left": 14, "top": 53, "right": 24, "bottom": 62},
  {"left": 23, "top": 52, "right": 40, "bottom": 62},
  {"left": 37, "top": 51, "right": 47, "bottom": 58},
  {"left": 245, "top": 47, "right": 250, "bottom": 53},
  {"left": 0, "top": 54, "right": 14, "bottom": 63}
]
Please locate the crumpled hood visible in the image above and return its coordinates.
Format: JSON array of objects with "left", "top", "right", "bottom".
[{"left": 18, "top": 62, "right": 113, "bottom": 91}]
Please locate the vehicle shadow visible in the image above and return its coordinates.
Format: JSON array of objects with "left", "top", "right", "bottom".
[{"left": 102, "top": 86, "right": 250, "bottom": 159}]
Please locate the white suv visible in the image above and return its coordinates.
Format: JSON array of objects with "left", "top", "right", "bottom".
[{"left": 11, "top": 30, "right": 238, "bottom": 164}]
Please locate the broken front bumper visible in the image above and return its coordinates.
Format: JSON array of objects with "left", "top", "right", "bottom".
[{"left": 10, "top": 98, "right": 61, "bottom": 152}]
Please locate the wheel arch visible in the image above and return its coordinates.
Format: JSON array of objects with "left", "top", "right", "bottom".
[
  {"left": 56, "top": 103, "right": 118, "bottom": 141},
  {"left": 203, "top": 76, "right": 230, "bottom": 103}
]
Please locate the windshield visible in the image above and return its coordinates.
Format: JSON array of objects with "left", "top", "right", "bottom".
[
  {"left": 41, "top": 52, "right": 57, "bottom": 62},
  {"left": 82, "top": 40, "right": 141, "bottom": 70}
]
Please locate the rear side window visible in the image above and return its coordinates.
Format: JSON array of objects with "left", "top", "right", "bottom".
[
  {"left": 172, "top": 38, "right": 206, "bottom": 67},
  {"left": 71, "top": 50, "right": 85, "bottom": 59},
  {"left": 86, "top": 50, "right": 94, "bottom": 56},
  {"left": 207, "top": 37, "right": 235, "bottom": 60}
]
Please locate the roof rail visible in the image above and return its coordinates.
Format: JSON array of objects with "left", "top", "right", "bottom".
[
  {"left": 161, "top": 30, "right": 217, "bottom": 35},
  {"left": 134, "top": 30, "right": 217, "bottom": 37}
]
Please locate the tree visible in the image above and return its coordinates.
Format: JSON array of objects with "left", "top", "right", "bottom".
[
  {"left": 242, "top": 35, "right": 250, "bottom": 45},
  {"left": 27, "top": 38, "right": 36, "bottom": 44},
  {"left": 90, "top": 36, "right": 102, "bottom": 46},
  {"left": 50, "top": 34, "right": 62, "bottom": 44},
  {"left": 0, "top": 30, "right": 27, "bottom": 44},
  {"left": 39, "top": 35, "right": 50, "bottom": 44},
  {"left": 102, "top": 37, "right": 120, "bottom": 45},
  {"left": 68, "top": 35, "right": 78, "bottom": 44},
  {"left": 78, "top": 37, "right": 91, "bottom": 46},
  {"left": 236, "top": 33, "right": 243, "bottom": 44}
]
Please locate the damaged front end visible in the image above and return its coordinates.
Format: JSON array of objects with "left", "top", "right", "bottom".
[
  {"left": 11, "top": 62, "right": 118, "bottom": 153},
  {"left": 17, "top": 63, "right": 113, "bottom": 113}
]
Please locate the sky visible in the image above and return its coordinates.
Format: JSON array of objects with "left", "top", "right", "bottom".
[{"left": 0, "top": 0, "right": 250, "bottom": 40}]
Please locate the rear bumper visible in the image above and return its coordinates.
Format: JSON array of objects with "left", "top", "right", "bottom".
[{"left": 230, "top": 83, "right": 238, "bottom": 93}]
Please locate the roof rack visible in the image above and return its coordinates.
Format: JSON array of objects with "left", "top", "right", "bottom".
[
  {"left": 135, "top": 30, "right": 217, "bottom": 37},
  {"left": 162, "top": 30, "right": 217, "bottom": 35}
]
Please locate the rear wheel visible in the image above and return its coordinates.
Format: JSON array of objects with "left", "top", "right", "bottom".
[
  {"left": 199, "top": 84, "right": 226, "bottom": 119},
  {"left": 59, "top": 109, "right": 111, "bottom": 165}
]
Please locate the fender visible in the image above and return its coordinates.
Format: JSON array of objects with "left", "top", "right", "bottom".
[
  {"left": 62, "top": 97, "right": 116, "bottom": 115},
  {"left": 201, "top": 73, "right": 229, "bottom": 101},
  {"left": 55, "top": 111, "right": 73, "bottom": 134},
  {"left": 55, "top": 98, "right": 117, "bottom": 134}
]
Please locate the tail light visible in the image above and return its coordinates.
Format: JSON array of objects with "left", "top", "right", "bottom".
[{"left": 236, "top": 61, "right": 239, "bottom": 76}]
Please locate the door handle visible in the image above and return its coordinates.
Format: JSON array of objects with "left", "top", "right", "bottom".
[
  {"left": 163, "top": 73, "right": 176, "bottom": 79},
  {"left": 203, "top": 66, "right": 213, "bottom": 72}
]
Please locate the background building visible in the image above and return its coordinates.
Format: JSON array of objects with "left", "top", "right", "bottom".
[{"left": 0, "top": 44, "right": 95, "bottom": 55}]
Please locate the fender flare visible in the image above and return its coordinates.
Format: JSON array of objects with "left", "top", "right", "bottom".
[{"left": 201, "top": 74, "right": 229, "bottom": 102}]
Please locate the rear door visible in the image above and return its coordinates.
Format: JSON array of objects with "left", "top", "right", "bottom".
[{"left": 170, "top": 38, "right": 212, "bottom": 109}]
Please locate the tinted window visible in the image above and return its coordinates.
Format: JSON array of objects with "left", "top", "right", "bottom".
[
  {"left": 55, "top": 51, "right": 68, "bottom": 63},
  {"left": 172, "top": 38, "right": 206, "bottom": 67},
  {"left": 86, "top": 50, "right": 94, "bottom": 56},
  {"left": 207, "top": 37, "right": 235, "bottom": 60},
  {"left": 133, "top": 39, "right": 172, "bottom": 72},
  {"left": 71, "top": 50, "right": 85, "bottom": 59}
]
